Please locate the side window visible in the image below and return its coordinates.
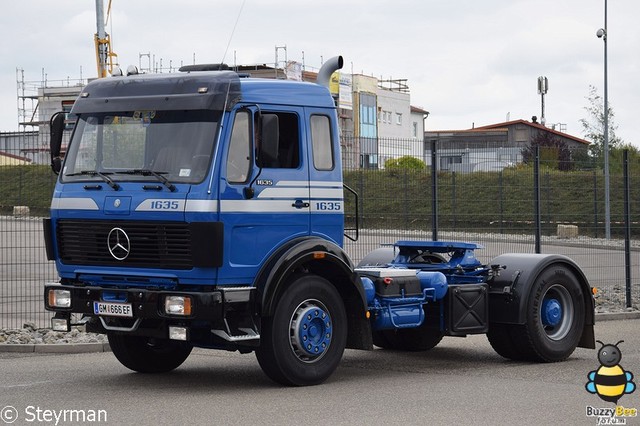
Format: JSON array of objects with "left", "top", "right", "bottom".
[
  {"left": 310, "top": 115, "right": 334, "bottom": 170},
  {"left": 258, "top": 112, "right": 300, "bottom": 169},
  {"left": 227, "top": 110, "right": 251, "bottom": 183}
]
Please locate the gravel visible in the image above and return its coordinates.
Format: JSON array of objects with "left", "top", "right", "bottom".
[{"left": 0, "top": 322, "right": 108, "bottom": 345}]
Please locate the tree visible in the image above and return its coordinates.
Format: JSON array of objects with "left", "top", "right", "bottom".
[
  {"left": 521, "top": 131, "right": 573, "bottom": 171},
  {"left": 579, "top": 85, "right": 623, "bottom": 162}
]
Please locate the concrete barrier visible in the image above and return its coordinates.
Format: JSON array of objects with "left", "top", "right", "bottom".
[
  {"left": 557, "top": 224, "right": 578, "bottom": 238},
  {"left": 12, "top": 206, "right": 30, "bottom": 217}
]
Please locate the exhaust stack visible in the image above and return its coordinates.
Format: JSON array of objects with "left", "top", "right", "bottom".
[{"left": 316, "top": 56, "right": 344, "bottom": 88}]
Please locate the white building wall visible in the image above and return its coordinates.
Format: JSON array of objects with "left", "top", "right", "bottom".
[{"left": 376, "top": 88, "right": 411, "bottom": 139}]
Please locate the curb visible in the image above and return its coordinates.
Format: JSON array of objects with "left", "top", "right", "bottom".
[
  {"left": 1, "top": 312, "right": 638, "bottom": 354},
  {"left": 594, "top": 311, "right": 640, "bottom": 321},
  {"left": 0, "top": 342, "right": 110, "bottom": 354}
]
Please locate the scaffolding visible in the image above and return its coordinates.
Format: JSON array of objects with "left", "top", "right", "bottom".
[
  {"left": 16, "top": 68, "right": 87, "bottom": 130},
  {"left": 378, "top": 78, "right": 410, "bottom": 93}
]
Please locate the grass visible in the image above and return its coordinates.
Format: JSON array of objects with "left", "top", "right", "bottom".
[{"left": 1, "top": 164, "right": 638, "bottom": 238}]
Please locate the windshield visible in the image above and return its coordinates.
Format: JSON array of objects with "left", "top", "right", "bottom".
[{"left": 62, "top": 109, "right": 219, "bottom": 185}]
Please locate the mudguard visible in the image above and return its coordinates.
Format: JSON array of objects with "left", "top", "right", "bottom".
[
  {"left": 487, "top": 253, "right": 595, "bottom": 349},
  {"left": 254, "top": 236, "right": 371, "bottom": 349}
]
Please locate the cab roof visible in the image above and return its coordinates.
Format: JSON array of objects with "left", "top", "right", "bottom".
[{"left": 71, "top": 71, "right": 335, "bottom": 114}]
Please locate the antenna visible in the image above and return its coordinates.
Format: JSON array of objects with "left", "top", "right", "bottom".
[
  {"left": 220, "top": 0, "right": 246, "bottom": 65},
  {"left": 537, "top": 76, "right": 548, "bottom": 126}
]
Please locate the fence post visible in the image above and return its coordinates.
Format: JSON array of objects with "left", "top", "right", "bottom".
[
  {"left": 451, "top": 171, "right": 457, "bottom": 231},
  {"left": 403, "top": 169, "right": 408, "bottom": 230},
  {"left": 623, "top": 149, "right": 632, "bottom": 308},
  {"left": 431, "top": 139, "right": 438, "bottom": 241},
  {"left": 499, "top": 171, "right": 504, "bottom": 234},
  {"left": 545, "top": 171, "right": 551, "bottom": 235},
  {"left": 534, "top": 146, "right": 541, "bottom": 254},
  {"left": 593, "top": 170, "right": 599, "bottom": 239}
]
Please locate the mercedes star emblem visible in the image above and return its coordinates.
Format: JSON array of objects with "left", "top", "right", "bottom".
[{"left": 107, "top": 227, "right": 130, "bottom": 260}]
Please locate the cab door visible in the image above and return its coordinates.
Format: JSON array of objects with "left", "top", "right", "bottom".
[
  {"left": 217, "top": 106, "right": 310, "bottom": 285},
  {"left": 306, "top": 109, "right": 344, "bottom": 246}
]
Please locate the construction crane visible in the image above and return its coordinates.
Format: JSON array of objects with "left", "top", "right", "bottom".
[{"left": 95, "top": 0, "right": 118, "bottom": 78}]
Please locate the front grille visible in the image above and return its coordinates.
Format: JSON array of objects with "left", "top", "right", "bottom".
[{"left": 56, "top": 219, "right": 193, "bottom": 269}]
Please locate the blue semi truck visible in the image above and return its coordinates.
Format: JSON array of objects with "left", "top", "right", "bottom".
[{"left": 44, "top": 57, "right": 595, "bottom": 386}]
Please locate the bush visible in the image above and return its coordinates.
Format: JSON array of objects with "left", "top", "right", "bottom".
[{"left": 384, "top": 156, "right": 426, "bottom": 171}]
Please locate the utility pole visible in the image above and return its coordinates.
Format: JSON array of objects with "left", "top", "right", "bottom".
[{"left": 597, "top": 0, "right": 610, "bottom": 239}]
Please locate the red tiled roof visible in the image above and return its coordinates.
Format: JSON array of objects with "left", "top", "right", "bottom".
[{"left": 472, "top": 119, "right": 590, "bottom": 145}]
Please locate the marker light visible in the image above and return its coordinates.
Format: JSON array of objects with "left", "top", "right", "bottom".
[
  {"left": 48, "top": 289, "right": 71, "bottom": 308},
  {"left": 51, "top": 318, "right": 70, "bottom": 332},
  {"left": 169, "top": 326, "right": 188, "bottom": 341},
  {"left": 165, "top": 296, "right": 192, "bottom": 316}
]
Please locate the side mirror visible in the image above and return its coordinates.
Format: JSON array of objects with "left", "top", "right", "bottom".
[{"left": 49, "top": 112, "right": 65, "bottom": 174}]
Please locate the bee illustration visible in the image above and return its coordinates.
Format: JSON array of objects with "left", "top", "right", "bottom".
[{"left": 586, "top": 340, "right": 636, "bottom": 404}]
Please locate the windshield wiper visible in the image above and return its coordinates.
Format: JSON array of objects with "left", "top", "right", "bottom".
[
  {"left": 116, "top": 169, "right": 176, "bottom": 192},
  {"left": 65, "top": 170, "right": 120, "bottom": 190}
]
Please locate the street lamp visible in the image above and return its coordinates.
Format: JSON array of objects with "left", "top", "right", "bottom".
[{"left": 597, "top": 0, "right": 610, "bottom": 240}]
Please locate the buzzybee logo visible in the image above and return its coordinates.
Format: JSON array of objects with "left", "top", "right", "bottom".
[
  {"left": 584, "top": 340, "right": 637, "bottom": 425},
  {"left": 586, "top": 340, "right": 636, "bottom": 403}
]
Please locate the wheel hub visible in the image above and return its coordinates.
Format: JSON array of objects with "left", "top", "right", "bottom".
[
  {"left": 290, "top": 301, "right": 332, "bottom": 362},
  {"left": 542, "top": 298, "right": 562, "bottom": 327}
]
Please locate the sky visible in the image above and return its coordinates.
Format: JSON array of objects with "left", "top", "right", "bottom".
[{"left": 1, "top": 0, "right": 638, "bottom": 146}]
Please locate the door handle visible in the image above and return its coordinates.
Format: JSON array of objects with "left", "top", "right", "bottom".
[{"left": 292, "top": 200, "right": 310, "bottom": 209}]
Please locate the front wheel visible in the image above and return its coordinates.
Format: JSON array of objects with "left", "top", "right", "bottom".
[
  {"left": 487, "top": 264, "right": 585, "bottom": 362},
  {"left": 107, "top": 333, "right": 192, "bottom": 373},
  {"left": 256, "top": 274, "right": 347, "bottom": 386}
]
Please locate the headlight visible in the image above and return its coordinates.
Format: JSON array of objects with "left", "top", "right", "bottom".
[
  {"left": 164, "top": 295, "right": 192, "bottom": 316},
  {"left": 47, "top": 289, "right": 71, "bottom": 308}
]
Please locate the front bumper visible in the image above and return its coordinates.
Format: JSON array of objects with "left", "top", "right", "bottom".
[{"left": 44, "top": 283, "right": 258, "bottom": 347}]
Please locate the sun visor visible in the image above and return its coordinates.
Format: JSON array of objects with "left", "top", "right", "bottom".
[{"left": 71, "top": 71, "right": 241, "bottom": 114}]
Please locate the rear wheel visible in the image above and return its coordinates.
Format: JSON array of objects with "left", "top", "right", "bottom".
[
  {"left": 256, "top": 274, "right": 347, "bottom": 386},
  {"left": 107, "top": 333, "right": 192, "bottom": 373},
  {"left": 487, "top": 265, "right": 585, "bottom": 362}
]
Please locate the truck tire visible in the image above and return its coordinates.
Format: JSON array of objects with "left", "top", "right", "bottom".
[
  {"left": 373, "top": 324, "right": 443, "bottom": 351},
  {"left": 487, "top": 264, "right": 585, "bottom": 362},
  {"left": 107, "top": 333, "right": 192, "bottom": 373},
  {"left": 256, "top": 274, "right": 347, "bottom": 386}
]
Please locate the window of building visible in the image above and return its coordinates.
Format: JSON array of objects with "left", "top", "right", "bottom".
[
  {"left": 412, "top": 122, "right": 418, "bottom": 138},
  {"left": 440, "top": 155, "right": 462, "bottom": 170},
  {"left": 359, "top": 93, "right": 377, "bottom": 138},
  {"left": 396, "top": 112, "right": 402, "bottom": 125}
]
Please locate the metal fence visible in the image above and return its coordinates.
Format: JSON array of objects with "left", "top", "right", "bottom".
[{"left": 0, "top": 134, "right": 638, "bottom": 329}]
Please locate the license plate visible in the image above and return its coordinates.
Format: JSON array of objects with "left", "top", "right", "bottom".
[{"left": 93, "top": 301, "right": 133, "bottom": 318}]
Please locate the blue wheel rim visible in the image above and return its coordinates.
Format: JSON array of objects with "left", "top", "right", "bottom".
[{"left": 289, "top": 299, "right": 332, "bottom": 363}]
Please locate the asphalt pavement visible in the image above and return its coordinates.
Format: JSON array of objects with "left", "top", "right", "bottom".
[{"left": 1, "top": 318, "right": 639, "bottom": 426}]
